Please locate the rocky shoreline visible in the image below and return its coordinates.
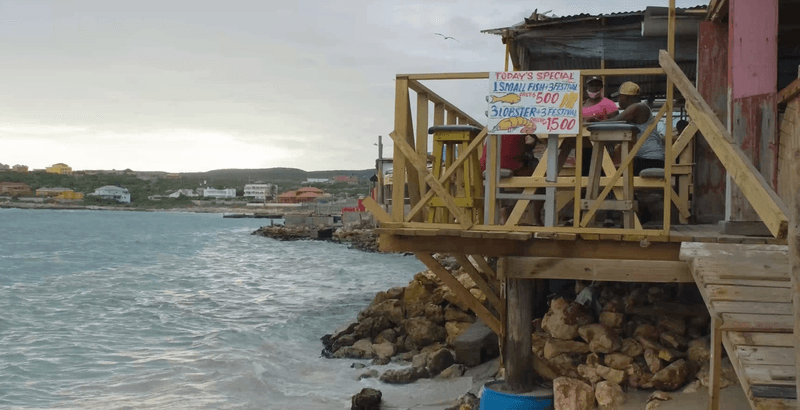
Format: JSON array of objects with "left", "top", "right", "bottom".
[
  {"left": 252, "top": 225, "right": 381, "bottom": 253},
  {"left": 326, "top": 254, "right": 738, "bottom": 410}
]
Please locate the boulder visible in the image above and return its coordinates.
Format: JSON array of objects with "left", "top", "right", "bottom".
[
  {"left": 357, "top": 369, "right": 379, "bottom": 381},
  {"left": 645, "top": 349, "right": 663, "bottom": 373},
  {"left": 453, "top": 319, "right": 499, "bottom": 366},
  {"left": 412, "top": 352, "right": 429, "bottom": 369},
  {"left": 660, "top": 332, "right": 688, "bottom": 349},
  {"left": 445, "top": 321, "right": 472, "bottom": 346},
  {"left": 385, "top": 286, "right": 405, "bottom": 300},
  {"left": 553, "top": 377, "right": 595, "bottom": 410},
  {"left": 626, "top": 362, "right": 651, "bottom": 389},
  {"left": 426, "top": 348, "right": 456, "bottom": 376},
  {"left": 604, "top": 353, "right": 634, "bottom": 371},
  {"left": 542, "top": 298, "right": 580, "bottom": 340},
  {"left": 438, "top": 364, "right": 466, "bottom": 379},
  {"left": 595, "top": 381, "right": 625, "bottom": 410},
  {"left": 354, "top": 317, "right": 393, "bottom": 340},
  {"left": 634, "top": 324, "right": 660, "bottom": 340},
  {"left": 404, "top": 318, "right": 446, "bottom": 348},
  {"left": 578, "top": 324, "right": 622, "bottom": 354},
  {"left": 578, "top": 364, "right": 603, "bottom": 384},
  {"left": 621, "top": 338, "right": 644, "bottom": 357},
  {"left": 372, "top": 342, "right": 396, "bottom": 359},
  {"left": 374, "top": 329, "right": 397, "bottom": 345},
  {"left": 379, "top": 367, "right": 429, "bottom": 384},
  {"left": 596, "top": 365, "right": 626, "bottom": 385},
  {"left": 351, "top": 387, "right": 382, "bottom": 410},
  {"left": 531, "top": 333, "right": 548, "bottom": 357},
  {"left": 371, "top": 356, "right": 391, "bottom": 366},
  {"left": 599, "top": 312, "right": 625, "bottom": 329},
  {"left": 658, "top": 348, "right": 685, "bottom": 362},
  {"left": 333, "top": 334, "right": 358, "bottom": 351},
  {"left": 334, "top": 346, "right": 367, "bottom": 359},
  {"left": 369, "top": 299, "right": 406, "bottom": 326},
  {"left": 424, "top": 304, "right": 445, "bottom": 325},
  {"left": 544, "top": 339, "right": 591, "bottom": 360},
  {"left": 651, "top": 359, "right": 689, "bottom": 391},
  {"left": 658, "top": 317, "right": 686, "bottom": 335},
  {"left": 549, "top": 354, "right": 580, "bottom": 378},
  {"left": 403, "top": 278, "right": 441, "bottom": 318},
  {"left": 637, "top": 336, "right": 664, "bottom": 352},
  {"left": 354, "top": 339, "right": 376, "bottom": 358},
  {"left": 687, "top": 337, "right": 710, "bottom": 366},
  {"left": 444, "top": 306, "right": 474, "bottom": 323},
  {"left": 697, "top": 357, "right": 738, "bottom": 389},
  {"left": 586, "top": 353, "right": 601, "bottom": 366},
  {"left": 682, "top": 380, "right": 701, "bottom": 393}
]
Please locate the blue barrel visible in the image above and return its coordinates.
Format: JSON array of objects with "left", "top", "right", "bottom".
[{"left": 479, "top": 380, "right": 554, "bottom": 410}]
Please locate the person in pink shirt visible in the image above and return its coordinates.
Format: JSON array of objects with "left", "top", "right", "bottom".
[{"left": 582, "top": 77, "right": 619, "bottom": 122}]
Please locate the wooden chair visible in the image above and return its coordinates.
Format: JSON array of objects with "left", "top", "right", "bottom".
[{"left": 584, "top": 123, "right": 639, "bottom": 228}]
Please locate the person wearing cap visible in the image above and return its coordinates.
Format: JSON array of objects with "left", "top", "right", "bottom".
[
  {"left": 582, "top": 77, "right": 619, "bottom": 121},
  {"left": 598, "top": 81, "right": 665, "bottom": 175}
]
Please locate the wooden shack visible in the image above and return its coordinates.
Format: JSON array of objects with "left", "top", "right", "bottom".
[{"left": 363, "top": 1, "right": 800, "bottom": 409}]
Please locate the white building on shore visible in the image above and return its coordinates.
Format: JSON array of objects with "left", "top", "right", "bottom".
[
  {"left": 203, "top": 188, "right": 236, "bottom": 198},
  {"left": 243, "top": 183, "right": 278, "bottom": 201},
  {"left": 91, "top": 185, "right": 131, "bottom": 203},
  {"left": 167, "top": 189, "right": 199, "bottom": 198}
]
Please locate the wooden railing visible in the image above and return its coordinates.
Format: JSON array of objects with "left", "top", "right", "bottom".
[{"left": 382, "top": 53, "right": 789, "bottom": 240}]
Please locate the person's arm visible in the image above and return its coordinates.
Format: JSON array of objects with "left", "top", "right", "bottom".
[{"left": 603, "top": 105, "right": 640, "bottom": 122}]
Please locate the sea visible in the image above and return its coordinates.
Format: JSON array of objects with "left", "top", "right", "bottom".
[{"left": 0, "top": 208, "right": 448, "bottom": 410}]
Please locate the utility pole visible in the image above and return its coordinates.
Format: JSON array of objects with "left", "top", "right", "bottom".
[{"left": 376, "top": 135, "right": 384, "bottom": 207}]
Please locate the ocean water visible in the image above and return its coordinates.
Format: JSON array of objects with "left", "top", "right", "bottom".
[{"left": 0, "top": 209, "right": 429, "bottom": 409}]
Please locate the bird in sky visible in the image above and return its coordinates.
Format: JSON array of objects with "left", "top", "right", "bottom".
[{"left": 433, "top": 33, "right": 459, "bottom": 42}]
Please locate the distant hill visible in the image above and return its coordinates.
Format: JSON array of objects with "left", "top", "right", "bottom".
[{"left": 178, "top": 168, "right": 375, "bottom": 183}]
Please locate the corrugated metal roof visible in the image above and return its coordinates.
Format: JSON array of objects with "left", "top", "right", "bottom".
[{"left": 481, "top": 5, "right": 706, "bottom": 35}]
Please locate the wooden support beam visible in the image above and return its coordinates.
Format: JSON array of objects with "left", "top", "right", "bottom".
[
  {"left": 506, "top": 257, "right": 693, "bottom": 282},
  {"left": 362, "top": 196, "right": 391, "bottom": 224},
  {"left": 389, "top": 131, "right": 472, "bottom": 229},
  {"left": 392, "top": 79, "right": 409, "bottom": 221},
  {"left": 405, "top": 128, "right": 488, "bottom": 222},
  {"left": 470, "top": 254, "right": 497, "bottom": 280},
  {"left": 416, "top": 92, "right": 430, "bottom": 202},
  {"left": 415, "top": 252, "right": 501, "bottom": 335},
  {"left": 407, "top": 79, "right": 483, "bottom": 127},
  {"left": 379, "top": 234, "right": 682, "bottom": 259},
  {"left": 672, "top": 122, "right": 699, "bottom": 161},
  {"left": 453, "top": 254, "right": 503, "bottom": 316},
  {"left": 778, "top": 77, "right": 800, "bottom": 105},
  {"left": 660, "top": 50, "right": 789, "bottom": 238},
  {"left": 505, "top": 277, "right": 534, "bottom": 392},
  {"left": 709, "top": 315, "right": 723, "bottom": 410},
  {"left": 790, "top": 156, "right": 800, "bottom": 408}
]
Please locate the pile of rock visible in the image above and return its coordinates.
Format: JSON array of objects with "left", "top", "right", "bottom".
[
  {"left": 322, "top": 255, "right": 499, "bottom": 386},
  {"left": 252, "top": 225, "right": 380, "bottom": 252},
  {"left": 534, "top": 282, "right": 738, "bottom": 409}
]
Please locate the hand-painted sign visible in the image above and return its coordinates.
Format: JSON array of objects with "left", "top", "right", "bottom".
[{"left": 487, "top": 71, "right": 581, "bottom": 135}]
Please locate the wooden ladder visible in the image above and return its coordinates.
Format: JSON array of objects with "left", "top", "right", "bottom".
[{"left": 688, "top": 244, "right": 796, "bottom": 410}]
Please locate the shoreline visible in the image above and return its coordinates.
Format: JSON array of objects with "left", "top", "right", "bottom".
[{"left": 0, "top": 201, "right": 258, "bottom": 214}]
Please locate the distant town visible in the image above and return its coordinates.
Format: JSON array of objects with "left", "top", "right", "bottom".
[{"left": 0, "top": 162, "right": 375, "bottom": 209}]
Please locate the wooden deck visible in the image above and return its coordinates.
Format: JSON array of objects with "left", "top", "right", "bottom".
[{"left": 687, "top": 243, "right": 795, "bottom": 410}]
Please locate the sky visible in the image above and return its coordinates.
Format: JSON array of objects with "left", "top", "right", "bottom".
[{"left": 0, "top": 0, "right": 703, "bottom": 173}]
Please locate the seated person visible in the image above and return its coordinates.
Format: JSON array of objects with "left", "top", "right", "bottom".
[
  {"left": 479, "top": 134, "right": 541, "bottom": 224},
  {"left": 579, "top": 77, "right": 619, "bottom": 176},
  {"left": 592, "top": 81, "right": 665, "bottom": 176}
]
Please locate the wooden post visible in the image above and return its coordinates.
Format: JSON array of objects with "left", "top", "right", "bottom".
[
  {"left": 709, "top": 315, "right": 723, "bottom": 410},
  {"left": 664, "top": 0, "right": 676, "bottom": 235},
  {"left": 791, "top": 160, "right": 800, "bottom": 408},
  {"left": 504, "top": 277, "right": 534, "bottom": 392}
]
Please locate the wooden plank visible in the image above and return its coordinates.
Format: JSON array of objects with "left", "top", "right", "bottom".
[
  {"left": 703, "top": 278, "right": 791, "bottom": 288},
  {"left": 789, "top": 111, "right": 800, "bottom": 410},
  {"left": 499, "top": 176, "right": 668, "bottom": 189},
  {"left": 706, "top": 285, "right": 791, "bottom": 302},
  {"left": 405, "top": 128, "right": 488, "bottom": 222},
  {"left": 378, "top": 234, "right": 681, "bottom": 259},
  {"left": 505, "top": 257, "right": 693, "bottom": 282},
  {"left": 579, "top": 68, "right": 666, "bottom": 76},
  {"left": 362, "top": 196, "right": 391, "bottom": 224},
  {"left": 581, "top": 105, "right": 667, "bottom": 227},
  {"left": 737, "top": 346, "right": 796, "bottom": 366},
  {"left": 753, "top": 398, "right": 797, "bottom": 410},
  {"left": 693, "top": 258, "right": 790, "bottom": 281},
  {"left": 750, "top": 385, "right": 797, "bottom": 399},
  {"left": 672, "top": 121, "right": 699, "bottom": 161},
  {"left": 401, "top": 72, "right": 490, "bottom": 81},
  {"left": 710, "top": 315, "right": 722, "bottom": 410},
  {"left": 720, "top": 314, "right": 793, "bottom": 332},
  {"left": 470, "top": 255, "right": 497, "bottom": 280},
  {"left": 389, "top": 131, "right": 472, "bottom": 229},
  {"left": 711, "top": 301, "right": 793, "bottom": 315},
  {"left": 745, "top": 365, "right": 797, "bottom": 386},
  {"left": 662, "top": 50, "right": 789, "bottom": 238},
  {"left": 416, "top": 252, "right": 501, "bottom": 335},
  {"left": 453, "top": 254, "right": 503, "bottom": 315},
  {"left": 392, "top": 79, "right": 409, "bottom": 221},
  {"left": 416, "top": 92, "right": 430, "bottom": 202},
  {"left": 778, "top": 77, "right": 800, "bottom": 105},
  {"left": 728, "top": 332, "right": 795, "bottom": 347}
]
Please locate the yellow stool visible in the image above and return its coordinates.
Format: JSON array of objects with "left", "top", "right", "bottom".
[
  {"left": 583, "top": 123, "right": 639, "bottom": 228},
  {"left": 427, "top": 125, "right": 484, "bottom": 224}
]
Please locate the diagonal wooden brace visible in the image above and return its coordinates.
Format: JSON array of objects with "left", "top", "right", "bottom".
[{"left": 389, "top": 131, "right": 473, "bottom": 229}]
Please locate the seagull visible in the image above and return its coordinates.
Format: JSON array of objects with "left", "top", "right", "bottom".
[{"left": 433, "top": 33, "right": 459, "bottom": 42}]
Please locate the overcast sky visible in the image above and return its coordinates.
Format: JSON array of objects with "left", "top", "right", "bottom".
[{"left": 0, "top": 0, "right": 702, "bottom": 172}]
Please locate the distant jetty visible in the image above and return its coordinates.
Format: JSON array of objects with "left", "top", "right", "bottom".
[{"left": 252, "top": 225, "right": 379, "bottom": 253}]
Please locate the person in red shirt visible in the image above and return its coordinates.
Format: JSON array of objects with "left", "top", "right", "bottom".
[{"left": 479, "top": 134, "right": 542, "bottom": 224}]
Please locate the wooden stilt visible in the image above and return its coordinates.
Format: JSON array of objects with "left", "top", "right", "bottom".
[
  {"left": 790, "top": 158, "right": 800, "bottom": 409},
  {"left": 709, "top": 315, "right": 723, "bottom": 410},
  {"left": 504, "top": 277, "right": 534, "bottom": 392}
]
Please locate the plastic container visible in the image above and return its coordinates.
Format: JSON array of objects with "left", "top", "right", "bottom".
[{"left": 479, "top": 380, "right": 554, "bottom": 410}]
